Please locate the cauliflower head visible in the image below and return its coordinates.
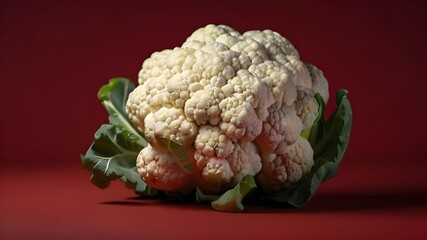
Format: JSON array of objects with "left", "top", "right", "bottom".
[{"left": 126, "top": 24, "right": 329, "bottom": 194}]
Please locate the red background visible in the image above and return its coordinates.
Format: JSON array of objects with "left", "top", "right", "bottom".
[{"left": 1, "top": 0, "right": 426, "bottom": 239}]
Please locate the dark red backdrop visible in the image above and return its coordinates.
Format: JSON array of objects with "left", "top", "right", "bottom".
[{"left": 1, "top": 0, "right": 426, "bottom": 239}]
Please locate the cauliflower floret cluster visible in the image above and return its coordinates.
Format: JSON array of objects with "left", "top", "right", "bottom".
[{"left": 127, "top": 24, "right": 329, "bottom": 194}]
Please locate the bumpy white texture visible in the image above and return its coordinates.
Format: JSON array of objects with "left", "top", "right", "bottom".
[
  {"left": 295, "top": 87, "right": 319, "bottom": 131},
  {"left": 136, "top": 146, "right": 195, "bottom": 192},
  {"left": 305, "top": 63, "right": 329, "bottom": 103},
  {"left": 194, "top": 126, "right": 261, "bottom": 186},
  {"left": 255, "top": 102, "right": 303, "bottom": 154},
  {"left": 127, "top": 24, "right": 329, "bottom": 193},
  {"left": 194, "top": 126, "right": 234, "bottom": 185},
  {"left": 257, "top": 137, "right": 314, "bottom": 192},
  {"left": 144, "top": 107, "right": 198, "bottom": 148}
]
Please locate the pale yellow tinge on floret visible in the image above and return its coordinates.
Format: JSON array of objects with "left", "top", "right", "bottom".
[{"left": 295, "top": 87, "right": 319, "bottom": 131}]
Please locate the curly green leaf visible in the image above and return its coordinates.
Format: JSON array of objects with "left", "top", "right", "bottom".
[
  {"left": 98, "top": 78, "right": 147, "bottom": 147},
  {"left": 314, "top": 89, "right": 352, "bottom": 163},
  {"left": 196, "top": 175, "right": 257, "bottom": 212},
  {"left": 81, "top": 124, "right": 156, "bottom": 195}
]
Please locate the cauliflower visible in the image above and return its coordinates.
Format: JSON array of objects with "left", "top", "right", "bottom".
[
  {"left": 126, "top": 24, "right": 329, "bottom": 193},
  {"left": 82, "top": 24, "right": 352, "bottom": 212}
]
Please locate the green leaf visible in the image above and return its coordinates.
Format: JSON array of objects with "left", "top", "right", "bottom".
[
  {"left": 314, "top": 89, "right": 352, "bottom": 163},
  {"left": 97, "top": 78, "right": 147, "bottom": 147},
  {"left": 196, "top": 175, "right": 257, "bottom": 212},
  {"left": 261, "top": 159, "right": 338, "bottom": 207},
  {"left": 260, "top": 90, "right": 352, "bottom": 207},
  {"left": 81, "top": 78, "right": 155, "bottom": 195},
  {"left": 157, "top": 137, "right": 193, "bottom": 173},
  {"left": 195, "top": 187, "right": 220, "bottom": 202},
  {"left": 81, "top": 124, "right": 157, "bottom": 195}
]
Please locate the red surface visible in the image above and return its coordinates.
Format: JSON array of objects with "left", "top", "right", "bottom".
[
  {"left": 1, "top": 163, "right": 426, "bottom": 239},
  {"left": 1, "top": 0, "right": 427, "bottom": 239}
]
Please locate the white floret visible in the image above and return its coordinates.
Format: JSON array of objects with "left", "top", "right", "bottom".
[
  {"left": 126, "top": 24, "right": 330, "bottom": 193},
  {"left": 255, "top": 102, "right": 303, "bottom": 154},
  {"left": 282, "top": 55, "right": 312, "bottom": 89},
  {"left": 216, "top": 33, "right": 240, "bottom": 48},
  {"left": 186, "top": 24, "right": 240, "bottom": 44},
  {"left": 138, "top": 50, "right": 173, "bottom": 83},
  {"left": 243, "top": 29, "right": 300, "bottom": 58},
  {"left": 194, "top": 126, "right": 234, "bottom": 160},
  {"left": 126, "top": 80, "right": 166, "bottom": 132},
  {"left": 136, "top": 146, "right": 195, "bottom": 192},
  {"left": 305, "top": 62, "right": 329, "bottom": 104},
  {"left": 219, "top": 101, "right": 262, "bottom": 143},
  {"left": 194, "top": 126, "right": 262, "bottom": 186},
  {"left": 230, "top": 37, "right": 270, "bottom": 65},
  {"left": 202, "top": 157, "right": 234, "bottom": 185},
  {"left": 166, "top": 71, "right": 203, "bottom": 108},
  {"left": 226, "top": 142, "right": 262, "bottom": 182},
  {"left": 194, "top": 126, "right": 234, "bottom": 185},
  {"left": 184, "top": 76, "right": 228, "bottom": 126},
  {"left": 144, "top": 107, "right": 198, "bottom": 148},
  {"left": 248, "top": 61, "right": 297, "bottom": 105},
  {"left": 215, "top": 70, "right": 272, "bottom": 142},
  {"left": 256, "top": 137, "right": 314, "bottom": 192},
  {"left": 295, "top": 87, "right": 319, "bottom": 131},
  {"left": 184, "top": 90, "right": 222, "bottom": 126}
]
